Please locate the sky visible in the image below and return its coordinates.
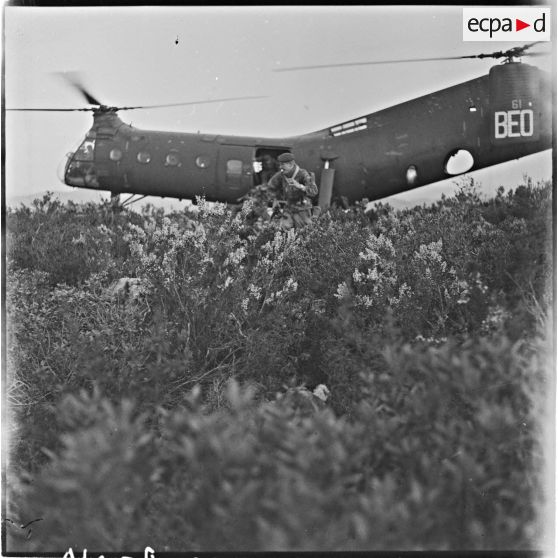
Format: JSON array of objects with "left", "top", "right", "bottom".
[{"left": 3, "top": 4, "right": 555, "bottom": 206}]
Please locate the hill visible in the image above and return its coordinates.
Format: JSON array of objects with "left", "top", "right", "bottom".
[
  {"left": 6, "top": 189, "right": 195, "bottom": 212},
  {"left": 6, "top": 187, "right": 434, "bottom": 214}
]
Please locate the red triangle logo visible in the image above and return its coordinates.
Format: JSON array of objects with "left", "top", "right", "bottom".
[{"left": 516, "top": 18, "right": 530, "bottom": 31}]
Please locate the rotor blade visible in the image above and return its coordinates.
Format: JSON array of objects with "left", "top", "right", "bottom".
[
  {"left": 274, "top": 43, "right": 549, "bottom": 72},
  {"left": 6, "top": 107, "right": 94, "bottom": 112},
  {"left": 517, "top": 41, "right": 544, "bottom": 51},
  {"left": 74, "top": 86, "right": 103, "bottom": 106},
  {"left": 273, "top": 55, "right": 483, "bottom": 72},
  {"left": 54, "top": 71, "right": 103, "bottom": 106},
  {"left": 7, "top": 95, "right": 269, "bottom": 112},
  {"left": 116, "top": 95, "right": 268, "bottom": 111},
  {"left": 522, "top": 51, "right": 552, "bottom": 57}
]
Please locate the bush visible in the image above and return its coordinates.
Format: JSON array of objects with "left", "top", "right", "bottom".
[
  {"left": 13, "top": 330, "right": 550, "bottom": 551},
  {"left": 5, "top": 181, "right": 553, "bottom": 552}
]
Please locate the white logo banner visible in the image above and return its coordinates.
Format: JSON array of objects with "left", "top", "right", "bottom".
[{"left": 463, "top": 7, "right": 551, "bottom": 41}]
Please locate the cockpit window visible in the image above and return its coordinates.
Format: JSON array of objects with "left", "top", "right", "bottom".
[
  {"left": 65, "top": 159, "right": 99, "bottom": 188},
  {"left": 75, "top": 139, "right": 95, "bottom": 161},
  {"left": 64, "top": 137, "right": 99, "bottom": 188}
]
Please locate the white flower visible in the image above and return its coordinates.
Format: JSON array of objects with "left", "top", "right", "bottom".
[
  {"left": 71, "top": 233, "right": 86, "bottom": 245},
  {"left": 224, "top": 247, "right": 247, "bottom": 267},
  {"left": 353, "top": 269, "right": 364, "bottom": 283},
  {"left": 313, "top": 384, "right": 331, "bottom": 402},
  {"left": 356, "top": 294, "right": 374, "bottom": 308},
  {"left": 334, "top": 282, "right": 351, "bottom": 300},
  {"left": 96, "top": 224, "right": 112, "bottom": 236},
  {"left": 247, "top": 283, "right": 262, "bottom": 299},
  {"left": 284, "top": 278, "right": 298, "bottom": 292}
]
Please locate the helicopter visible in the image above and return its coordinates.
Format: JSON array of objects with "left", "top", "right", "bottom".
[{"left": 8, "top": 43, "right": 552, "bottom": 208}]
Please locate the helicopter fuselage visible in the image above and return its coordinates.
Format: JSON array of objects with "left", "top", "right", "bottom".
[{"left": 64, "top": 62, "right": 552, "bottom": 204}]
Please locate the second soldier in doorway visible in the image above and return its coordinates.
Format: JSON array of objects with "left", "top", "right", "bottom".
[
  {"left": 260, "top": 154, "right": 279, "bottom": 185},
  {"left": 268, "top": 152, "right": 319, "bottom": 229}
]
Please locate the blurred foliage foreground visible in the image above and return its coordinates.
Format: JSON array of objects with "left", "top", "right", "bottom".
[{"left": 4, "top": 180, "right": 555, "bottom": 552}]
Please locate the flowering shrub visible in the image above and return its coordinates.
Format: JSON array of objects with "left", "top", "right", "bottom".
[
  {"left": 12, "top": 332, "right": 551, "bottom": 551},
  {"left": 6, "top": 194, "right": 142, "bottom": 285},
  {"left": 5, "top": 180, "right": 553, "bottom": 552}
]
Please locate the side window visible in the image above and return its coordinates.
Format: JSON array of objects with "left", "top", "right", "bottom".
[
  {"left": 444, "top": 149, "right": 474, "bottom": 175},
  {"left": 196, "top": 155, "right": 211, "bottom": 169},
  {"left": 406, "top": 165, "right": 418, "bottom": 185},
  {"left": 165, "top": 152, "right": 181, "bottom": 167},
  {"left": 110, "top": 148, "right": 123, "bottom": 161},
  {"left": 226, "top": 159, "right": 243, "bottom": 177},
  {"left": 137, "top": 151, "right": 151, "bottom": 164}
]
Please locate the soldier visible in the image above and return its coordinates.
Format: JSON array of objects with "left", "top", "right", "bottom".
[
  {"left": 260, "top": 154, "right": 279, "bottom": 185},
  {"left": 267, "top": 152, "right": 319, "bottom": 229}
]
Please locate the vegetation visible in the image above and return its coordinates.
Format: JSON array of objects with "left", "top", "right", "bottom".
[{"left": 5, "top": 179, "right": 554, "bottom": 552}]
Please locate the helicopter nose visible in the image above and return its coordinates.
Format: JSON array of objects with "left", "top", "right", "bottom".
[
  {"left": 58, "top": 152, "right": 73, "bottom": 184},
  {"left": 63, "top": 153, "right": 100, "bottom": 188}
]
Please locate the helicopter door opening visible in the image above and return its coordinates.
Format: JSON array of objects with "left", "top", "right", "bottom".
[
  {"left": 64, "top": 137, "right": 100, "bottom": 188},
  {"left": 253, "top": 148, "right": 287, "bottom": 186}
]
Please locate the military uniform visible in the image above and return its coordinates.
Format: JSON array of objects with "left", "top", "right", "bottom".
[{"left": 267, "top": 153, "right": 319, "bottom": 229}]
